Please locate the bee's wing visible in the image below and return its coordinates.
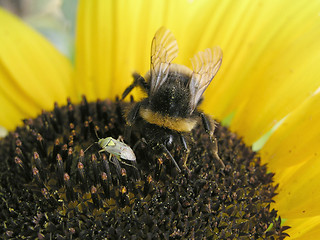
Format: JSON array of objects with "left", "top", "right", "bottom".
[
  {"left": 189, "top": 47, "right": 223, "bottom": 112},
  {"left": 150, "top": 27, "right": 179, "bottom": 95}
]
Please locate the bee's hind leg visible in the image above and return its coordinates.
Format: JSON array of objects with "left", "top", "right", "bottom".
[
  {"left": 160, "top": 143, "right": 181, "bottom": 173},
  {"left": 180, "top": 135, "right": 191, "bottom": 172},
  {"left": 121, "top": 73, "right": 149, "bottom": 100},
  {"left": 200, "top": 113, "right": 225, "bottom": 169}
]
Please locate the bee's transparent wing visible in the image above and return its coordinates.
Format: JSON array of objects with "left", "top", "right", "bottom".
[
  {"left": 150, "top": 27, "right": 179, "bottom": 95},
  {"left": 189, "top": 47, "right": 223, "bottom": 112}
]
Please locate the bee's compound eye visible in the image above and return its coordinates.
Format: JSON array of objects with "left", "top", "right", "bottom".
[{"left": 164, "top": 135, "right": 174, "bottom": 151}]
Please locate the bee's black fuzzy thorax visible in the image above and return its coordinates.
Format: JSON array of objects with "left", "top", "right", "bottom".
[
  {"left": 0, "top": 97, "right": 290, "bottom": 239},
  {"left": 148, "top": 73, "right": 192, "bottom": 118}
]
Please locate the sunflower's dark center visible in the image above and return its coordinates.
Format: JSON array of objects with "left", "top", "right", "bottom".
[{"left": 0, "top": 96, "right": 289, "bottom": 239}]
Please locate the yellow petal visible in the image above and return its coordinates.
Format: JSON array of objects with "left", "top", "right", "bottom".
[
  {"left": 0, "top": 8, "right": 74, "bottom": 130},
  {"left": 273, "top": 155, "right": 320, "bottom": 218},
  {"left": 75, "top": 0, "right": 232, "bottom": 101},
  {"left": 261, "top": 92, "right": 320, "bottom": 170},
  {"left": 286, "top": 216, "right": 320, "bottom": 239},
  {"left": 259, "top": 92, "right": 320, "bottom": 218},
  {"left": 197, "top": 0, "right": 320, "bottom": 145},
  {"left": 75, "top": 0, "right": 160, "bottom": 101}
]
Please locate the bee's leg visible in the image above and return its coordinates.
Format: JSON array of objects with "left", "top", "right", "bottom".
[
  {"left": 121, "top": 73, "right": 149, "bottom": 100},
  {"left": 200, "top": 113, "right": 225, "bottom": 168},
  {"left": 180, "top": 135, "right": 190, "bottom": 170},
  {"left": 160, "top": 143, "right": 181, "bottom": 172},
  {"left": 124, "top": 102, "right": 142, "bottom": 143}
]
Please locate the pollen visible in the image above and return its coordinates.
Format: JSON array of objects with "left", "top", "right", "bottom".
[{"left": 0, "top": 96, "right": 289, "bottom": 239}]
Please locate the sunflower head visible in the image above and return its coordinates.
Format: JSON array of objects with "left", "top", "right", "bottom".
[
  {"left": 0, "top": 95, "right": 289, "bottom": 238},
  {"left": 1, "top": 0, "right": 320, "bottom": 238}
]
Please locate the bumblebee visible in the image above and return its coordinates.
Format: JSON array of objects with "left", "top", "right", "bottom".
[{"left": 122, "top": 27, "right": 224, "bottom": 172}]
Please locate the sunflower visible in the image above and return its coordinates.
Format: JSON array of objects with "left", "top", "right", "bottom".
[{"left": 1, "top": 0, "right": 320, "bottom": 239}]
